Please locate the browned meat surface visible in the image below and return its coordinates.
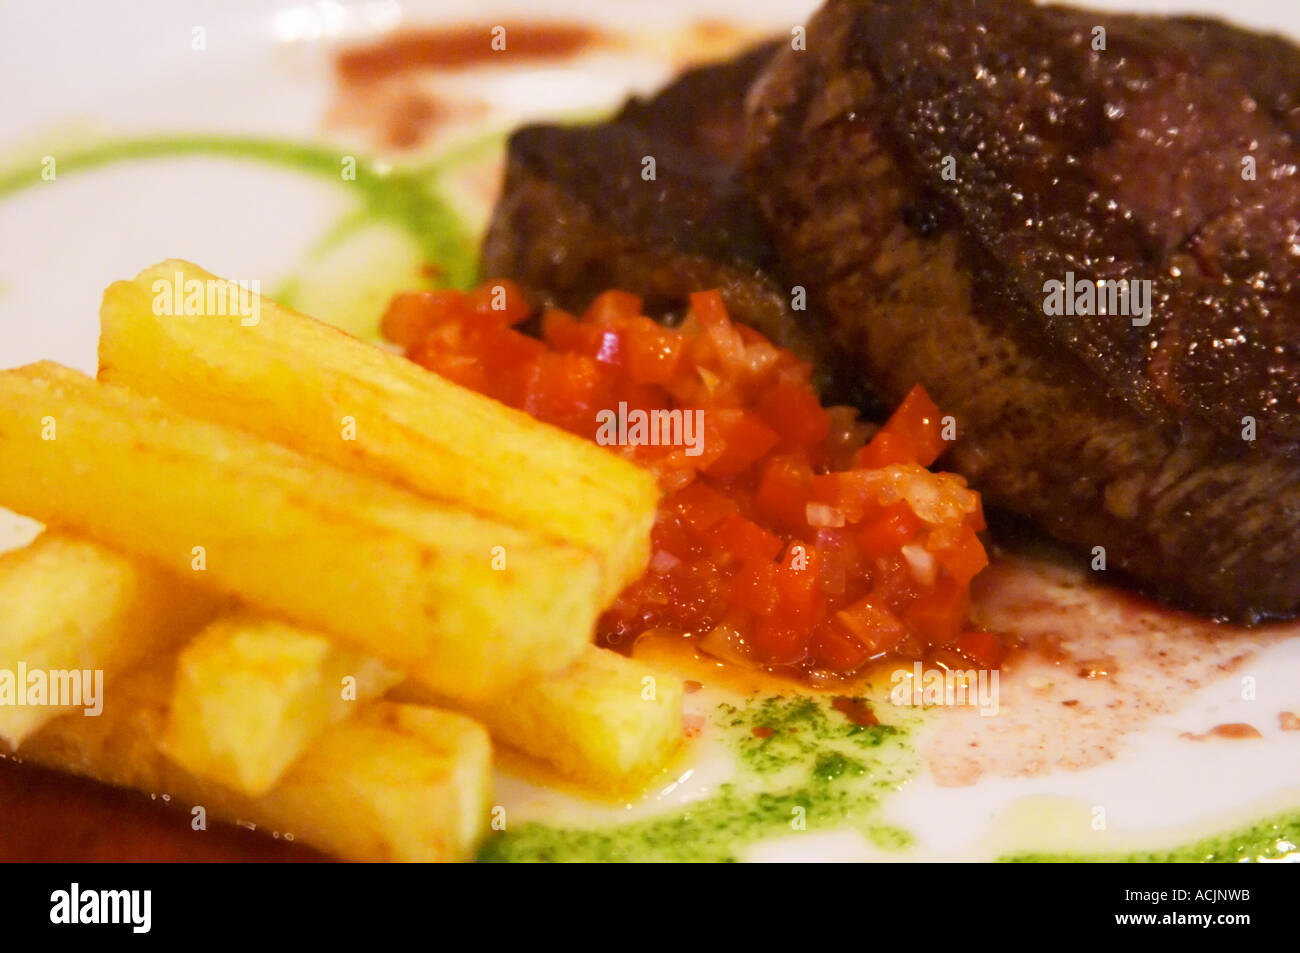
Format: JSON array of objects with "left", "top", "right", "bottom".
[
  {"left": 480, "top": 42, "right": 876, "bottom": 407},
  {"left": 746, "top": 0, "right": 1300, "bottom": 622}
]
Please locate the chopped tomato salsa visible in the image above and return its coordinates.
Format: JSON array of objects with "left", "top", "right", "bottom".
[{"left": 383, "top": 282, "right": 1000, "bottom": 678}]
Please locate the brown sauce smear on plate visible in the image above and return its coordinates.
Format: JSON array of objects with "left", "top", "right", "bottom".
[
  {"left": 1179, "top": 723, "right": 1264, "bottom": 741},
  {"left": 336, "top": 22, "right": 601, "bottom": 81},
  {"left": 921, "top": 551, "right": 1291, "bottom": 786},
  {"left": 330, "top": 22, "right": 605, "bottom": 150},
  {"left": 831, "top": 696, "right": 879, "bottom": 726},
  {"left": 0, "top": 758, "right": 328, "bottom": 862}
]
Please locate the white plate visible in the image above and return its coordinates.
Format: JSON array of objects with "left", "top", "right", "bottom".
[{"left": 3, "top": 0, "right": 1300, "bottom": 862}]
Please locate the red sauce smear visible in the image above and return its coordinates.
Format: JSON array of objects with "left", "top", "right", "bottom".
[
  {"left": 831, "top": 695, "right": 880, "bottom": 726},
  {"left": 336, "top": 22, "right": 601, "bottom": 82}
]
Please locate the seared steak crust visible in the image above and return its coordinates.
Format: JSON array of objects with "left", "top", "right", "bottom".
[
  {"left": 746, "top": 0, "right": 1300, "bottom": 621},
  {"left": 480, "top": 43, "right": 875, "bottom": 406}
]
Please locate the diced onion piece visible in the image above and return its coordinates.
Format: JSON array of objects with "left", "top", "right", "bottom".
[
  {"left": 805, "top": 502, "right": 846, "bottom": 528},
  {"left": 697, "top": 623, "right": 756, "bottom": 668},
  {"left": 901, "top": 543, "right": 938, "bottom": 587},
  {"left": 649, "top": 549, "right": 681, "bottom": 575},
  {"left": 742, "top": 340, "right": 780, "bottom": 377},
  {"left": 851, "top": 464, "right": 980, "bottom": 526},
  {"left": 697, "top": 366, "right": 721, "bottom": 396}
]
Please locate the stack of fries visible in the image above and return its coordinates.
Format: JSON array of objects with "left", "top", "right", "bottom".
[{"left": 0, "top": 261, "right": 680, "bottom": 862}]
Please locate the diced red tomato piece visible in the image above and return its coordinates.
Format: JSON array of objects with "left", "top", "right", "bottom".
[
  {"left": 409, "top": 347, "right": 491, "bottom": 395},
  {"left": 707, "top": 513, "right": 784, "bottom": 563},
  {"left": 466, "top": 278, "right": 531, "bottom": 325},
  {"left": 857, "top": 430, "right": 921, "bottom": 469},
  {"left": 817, "top": 546, "right": 848, "bottom": 598},
  {"left": 774, "top": 543, "right": 824, "bottom": 624},
  {"left": 903, "top": 577, "right": 969, "bottom": 643},
  {"left": 669, "top": 482, "right": 737, "bottom": 536},
  {"left": 935, "top": 525, "right": 989, "bottom": 585},
  {"left": 704, "top": 412, "right": 780, "bottom": 478},
  {"left": 754, "top": 456, "right": 814, "bottom": 533},
  {"left": 688, "top": 289, "right": 729, "bottom": 333},
  {"left": 809, "top": 622, "right": 873, "bottom": 673},
  {"left": 651, "top": 511, "right": 702, "bottom": 561},
  {"left": 811, "top": 471, "right": 886, "bottom": 523},
  {"left": 380, "top": 289, "right": 466, "bottom": 348},
  {"left": 624, "top": 318, "right": 685, "bottom": 384},
  {"left": 834, "top": 597, "right": 908, "bottom": 654},
  {"left": 757, "top": 381, "right": 831, "bottom": 451},
  {"left": 728, "top": 560, "right": 779, "bottom": 616},
  {"left": 610, "top": 379, "right": 671, "bottom": 419},
  {"left": 465, "top": 327, "right": 546, "bottom": 404},
  {"left": 868, "top": 384, "right": 948, "bottom": 468},
  {"left": 521, "top": 351, "right": 607, "bottom": 436},
  {"left": 584, "top": 289, "right": 643, "bottom": 323},
  {"left": 870, "top": 553, "right": 922, "bottom": 608},
  {"left": 955, "top": 630, "right": 1003, "bottom": 669},
  {"left": 751, "top": 620, "right": 807, "bottom": 666},
  {"left": 542, "top": 308, "right": 605, "bottom": 356},
  {"left": 857, "top": 502, "right": 924, "bottom": 559}
]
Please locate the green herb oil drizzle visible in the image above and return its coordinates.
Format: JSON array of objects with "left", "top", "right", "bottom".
[
  {"left": 1002, "top": 814, "right": 1300, "bottom": 863},
  {"left": 478, "top": 694, "right": 916, "bottom": 863},
  {"left": 0, "top": 133, "right": 483, "bottom": 292}
]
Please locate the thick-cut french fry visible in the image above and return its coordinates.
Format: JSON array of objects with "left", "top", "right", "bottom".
[
  {"left": 163, "top": 615, "right": 400, "bottom": 797},
  {"left": 396, "top": 645, "right": 683, "bottom": 790},
  {"left": 16, "top": 657, "right": 492, "bottom": 862},
  {"left": 0, "top": 533, "right": 223, "bottom": 746},
  {"left": 0, "top": 362, "right": 601, "bottom": 701},
  {"left": 98, "top": 260, "right": 660, "bottom": 602},
  {"left": 8, "top": 526, "right": 677, "bottom": 794}
]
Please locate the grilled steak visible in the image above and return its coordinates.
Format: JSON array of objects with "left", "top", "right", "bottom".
[
  {"left": 480, "top": 42, "right": 874, "bottom": 406},
  {"left": 745, "top": 0, "right": 1300, "bottom": 622}
]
